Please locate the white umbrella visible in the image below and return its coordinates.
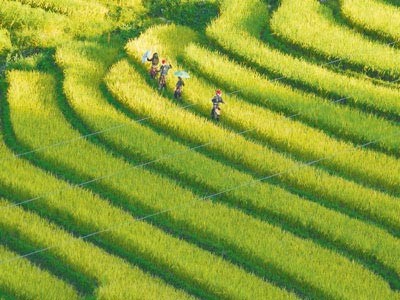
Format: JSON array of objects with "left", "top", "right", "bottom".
[
  {"left": 141, "top": 50, "right": 151, "bottom": 63},
  {"left": 174, "top": 71, "right": 190, "bottom": 79}
]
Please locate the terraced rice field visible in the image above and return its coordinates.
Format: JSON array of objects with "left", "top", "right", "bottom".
[{"left": 0, "top": 0, "right": 399, "bottom": 299}]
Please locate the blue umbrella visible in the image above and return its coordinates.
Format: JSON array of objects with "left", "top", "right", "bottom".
[
  {"left": 141, "top": 50, "right": 151, "bottom": 63},
  {"left": 174, "top": 71, "right": 190, "bottom": 79}
]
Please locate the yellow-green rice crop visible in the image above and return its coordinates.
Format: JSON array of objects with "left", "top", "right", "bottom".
[
  {"left": 94, "top": 0, "right": 144, "bottom": 8},
  {"left": 0, "top": 241, "right": 79, "bottom": 300},
  {"left": 53, "top": 40, "right": 400, "bottom": 295},
  {"left": 0, "top": 0, "right": 128, "bottom": 46},
  {"left": 189, "top": 42, "right": 400, "bottom": 156},
  {"left": 0, "top": 29, "right": 11, "bottom": 54},
  {"left": 341, "top": 0, "right": 400, "bottom": 41},
  {"left": 3, "top": 0, "right": 400, "bottom": 297},
  {"left": 108, "top": 62, "right": 400, "bottom": 299},
  {"left": 15, "top": 0, "right": 108, "bottom": 19},
  {"left": 207, "top": 0, "right": 400, "bottom": 117},
  {"left": 11, "top": 47, "right": 399, "bottom": 299},
  {"left": 0, "top": 0, "right": 70, "bottom": 47},
  {"left": 54, "top": 33, "right": 400, "bottom": 296},
  {"left": 107, "top": 58, "right": 400, "bottom": 237},
  {"left": 183, "top": 35, "right": 400, "bottom": 158},
  {"left": 0, "top": 200, "right": 193, "bottom": 300},
  {"left": 271, "top": 0, "right": 400, "bottom": 76},
  {"left": 184, "top": 44, "right": 400, "bottom": 194},
  {"left": 6, "top": 69, "right": 297, "bottom": 300},
  {"left": 55, "top": 37, "right": 400, "bottom": 296},
  {"left": 14, "top": 0, "right": 116, "bottom": 38},
  {"left": 62, "top": 38, "right": 400, "bottom": 290},
  {"left": 129, "top": 23, "right": 400, "bottom": 197}
]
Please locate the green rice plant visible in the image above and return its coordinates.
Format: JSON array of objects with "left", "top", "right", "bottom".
[
  {"left": 107, "top": 61, "right": 400, "bottom": 299},
  {"left": 0, "top": 29, "right": 11, "bottom": 54},
  {"left": 0, "top": 241, "right": 79, "bottom": 300},
  {"left": 182, "top": 43, "right": 400, "bottom": 158},
  {"left": 0, "top": 0, "right": 126, "bottom": 46},
  {"left": 270, "top": 0, "right": 400, "bottom": 77},
  {"left": 129, "top": 23, "right": 400, "bottom": 198},
  {"left": 13, "top": 0, "right": 116, "bottom": 37},
  {"left": 56, "top": 39, "right": 400, "bottom": 292},
  {"left": 12, "top": 47, "right": 399, "bottom": 299},
  {"left": 91, "top": 0, "right": 146, "bottom": 26},
  {"left": 184, "top": 44, "right": 400, "bottom": 194},
  {"left": 16, "top": 0, "right": 108, "bottom": 19},
  {"left": 0, "top": 0, "right": 69, "bottom": 47},
  {"left": 6, "top": 69, "right": 296, "bottom": 300},
  {"left": 341, "top": 0, "right": 400, "bottom": 41},
  {"left": 206, "top": 0, "right": 400, "bottom": 118},
  {"left": 0, "top": 200, "right": 192, "bottom": 300},
  {"left": 0, "top": 0, "right": 67, "bottom": 31},
  {"left": 106, "top": 57, "right": 400, "bottom": 238},
  {"left": 95, "top": 0, "right": 144, "bottom": 7}
]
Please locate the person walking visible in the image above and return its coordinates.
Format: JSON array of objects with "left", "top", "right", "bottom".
[
  {"left": 211, "top": 89, "right": 225, "bottom": 121},
  {"left": 174, "top": 76, "right": 185, "bottom": 99},
  {"left": 159, "top": 59, "right": 173, "bottom": 90},
  {"left": 147, "top": 52, "right": 160, "bottom": 79}
]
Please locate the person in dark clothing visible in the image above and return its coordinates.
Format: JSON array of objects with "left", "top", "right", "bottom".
[
  {"left": 159, "top": 59, "right": 173, "bottom": 90},
  {"left": 174, "top": 76, "right": 185, "bottom": 99},
  {"left": 211, "top": 89, "right": 224, "bottom": 121},
  {"left": 147, "top": 52, "right": 160, "bottom": 79},
  {"left": 147, "top": 52, "right": 159, "bottom": 65}
]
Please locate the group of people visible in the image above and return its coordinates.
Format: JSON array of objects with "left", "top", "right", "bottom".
[
  {"left": 146, "top": 52, "right": 225, "bottom": 121},
  {"left": 147, "top": 52, "right": 175, "bottom": 92}
]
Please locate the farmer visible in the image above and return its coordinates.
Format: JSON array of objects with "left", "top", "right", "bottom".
[
  {"left": 159, "top": 59, "right": 173, "bottom": 90},
  {"left": 174, "top": 76, "right": 185, "bottom": 99},
  {"left": 211, "top": 89, "right": 225, "bottom": 121},
  {"left": 147, "top": 52, "right": 160, "bottom": 79}
]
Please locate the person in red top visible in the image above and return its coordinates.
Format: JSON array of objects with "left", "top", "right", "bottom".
[{"left": 211, "top": 89, "right": 225, "bottom": 121}]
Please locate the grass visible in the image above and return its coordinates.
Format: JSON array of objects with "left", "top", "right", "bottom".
[
  {"left": 0, "top": 240, "right": 79, "bottom": 300},
  {"left": 129, "top": 24, "right": 400, "bottom": 198},
  {"left": 1, "top": 0, "right": 400, "bottom": 297},
  {"left": 5, "top": 42, "right": 396, "bottom": 299},
  {"left": 207, "top": 0, "right": 400, "bottom": 120},
  {"left": 106, "top": 58, "right": 400, "bottom": 299},
  {"left": 0, "top": 227, "right": 96, "bottom": 297},
  {"left": 51, "top": 35, "right": 400, "bottom": 292},
  {"left": 271, "top": 0, "right": 400, "bottom": 78},
  {"left": 5, "top": 67, "right": 297, "bottom": 300},
  {"left": 340, "top": 0, "right": 400, "bottom": 41},
  {"left": 0, "top": 30, "right": 11, "bottom": 55}
]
